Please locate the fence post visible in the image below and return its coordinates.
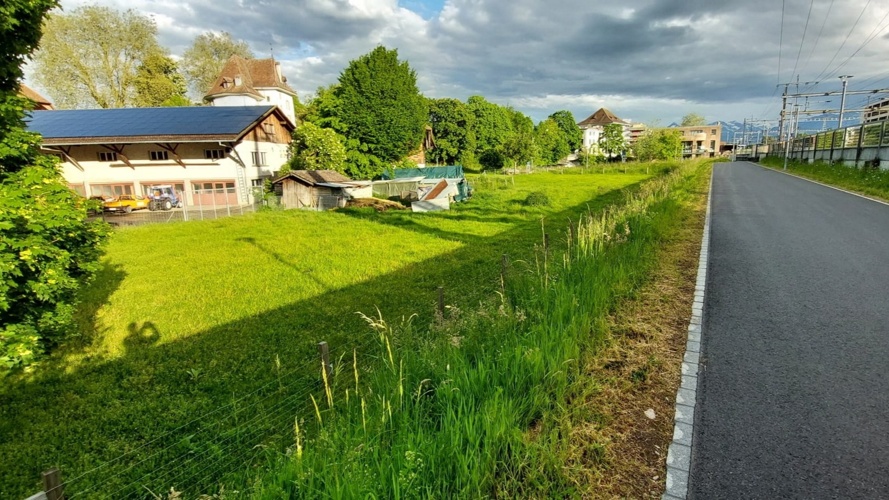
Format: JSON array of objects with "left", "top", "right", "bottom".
[
  {"left": 43, "top": 468, "right": 64, "bottom": 500},
  {"left": 500, "top": 254, "right": 509, "bottom": 291},
  {"left": 317, "top": 341, "right": 332, "bottom": 381},
  {"left": 437, "top": 286, "right": 445, "bottom": 320}
]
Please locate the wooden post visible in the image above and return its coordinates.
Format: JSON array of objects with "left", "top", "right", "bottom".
[
  {"left": 437, "top": 286, "right": 445, "bottom": 319},
  {"left": 317, "top": 342, "right": 332, "bottom": 381},
  {"left": 43, "top": 468, "right": 64, "bottom": 500}
]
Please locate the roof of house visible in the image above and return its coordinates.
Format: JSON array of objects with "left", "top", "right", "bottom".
[
  {"left": 577, "top": 108, "right": 628, "bottom": 128},
  {"left": 273, "top": 170, "right": 352, "bottom": 186},
  {"left": 205, "top": 56, "right": 297, "bottom": 101},
  {"left": 19, "top": 84, "right": 53, "bottom": 109},
  {"left": 26, "top": 106, "right": 291, "bottom": 145}
]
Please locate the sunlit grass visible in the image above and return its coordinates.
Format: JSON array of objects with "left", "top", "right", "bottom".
[{"left": 0, "top": 167, "right": 654, "bottom": 498}]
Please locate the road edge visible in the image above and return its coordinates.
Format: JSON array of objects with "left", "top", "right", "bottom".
[
  {"left": 751, "top": 161, "right": 889, "bottom": 207},
  {"left": 661, "top": 164, "right": 714, "bottom": 500}
]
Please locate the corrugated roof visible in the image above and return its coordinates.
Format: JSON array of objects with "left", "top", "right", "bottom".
[
  {"left": 26, "top": 106, "right": 279, "bottom": 144},
  {"left": 577, "top": 108, "right": 628, "bottom": 128},
  {"left": 273, "top": 170, "right": 351, "bottom": 185},
  {"left": 205, "top": 56, "right": 297, "bottom": 101}
]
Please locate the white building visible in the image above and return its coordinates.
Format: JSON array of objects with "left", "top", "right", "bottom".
[
  {"left": 28, "top": 106, "right": 294, "bottom": 206},
  {"left": 204, "top": 56, "right": 298, "bottom": 126},
  {"left": 577, "top": 108, "right": 631, "bottom": 154}
]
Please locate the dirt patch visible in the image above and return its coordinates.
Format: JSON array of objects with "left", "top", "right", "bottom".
[
  {"left": 346, "top": 198, "right": 408, "bottom": 212},
  {"left": 565, "top": 169, "right": 710, "bottom": 498}
]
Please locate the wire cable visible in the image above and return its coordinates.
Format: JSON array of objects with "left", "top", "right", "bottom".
[{"left": 789, "top": 0, "right": 817, "bottom": 84}]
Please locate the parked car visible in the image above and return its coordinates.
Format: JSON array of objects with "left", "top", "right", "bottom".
[{"left": 103, "top": 195, "right": 150, "bottom": 214}]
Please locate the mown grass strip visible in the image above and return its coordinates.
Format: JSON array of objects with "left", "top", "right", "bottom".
[
  {"left": 249, "top": 160, "right": 713, "bottom": 498},
  {"left": 759, "top": 156, "right": 889, "bottom": 201}
]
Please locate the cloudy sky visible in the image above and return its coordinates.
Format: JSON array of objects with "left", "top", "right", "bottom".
[{"left": 37, "top": 0, "right": 889, "bottom": 125}]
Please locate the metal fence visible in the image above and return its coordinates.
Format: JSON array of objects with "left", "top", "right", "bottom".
[{"left": 93, "top": 188, "right": 284, "bottom": 227}]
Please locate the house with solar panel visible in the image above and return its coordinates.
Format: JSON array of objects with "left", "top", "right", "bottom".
[
  {"left": 27, "top": 105, "right": 294, "bottom": 206},
  {"left": 24, "top": 57, "right": 299, "bottom": 206}
]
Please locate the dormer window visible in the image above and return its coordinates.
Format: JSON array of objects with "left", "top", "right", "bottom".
[{"left": 234, "top": 76, "right": 242, "bottom": 86}]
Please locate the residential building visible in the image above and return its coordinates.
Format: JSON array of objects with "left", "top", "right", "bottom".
[
  {"left": 863, "top": 98, "right": 889, "bottom": 124},
  {"left": 27, "top": 106, "right": 294, "bottom": 205},
  {"left": 204, "top": 56, "right": 298, "bottom": 126},
  {"left": 671, "top": 124, "right": 722, "bottom": 158},
  {"left": 18, "top": 84, "right": 53, "bottom": 110},
  {"left": 577, "top": 108, "right": 631, "bottom": 153}
]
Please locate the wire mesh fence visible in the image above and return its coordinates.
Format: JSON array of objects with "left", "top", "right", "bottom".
[{"left": 90, "top": 188, "right": 284, "bottom": 227}]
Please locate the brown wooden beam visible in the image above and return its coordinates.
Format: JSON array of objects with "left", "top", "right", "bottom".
[
  {"left": 46, "top": 145, "right": 85, "bottom": 171},
  {"left": 156, "top": 143, "right": 187, "bottom": 168},
  {"left": 102, "top": 144, "right": 134, "bottom": 169}
]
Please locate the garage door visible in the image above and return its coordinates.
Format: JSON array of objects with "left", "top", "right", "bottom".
[{"left": 192, "top": 181, "right": 238, "bottom": 207}]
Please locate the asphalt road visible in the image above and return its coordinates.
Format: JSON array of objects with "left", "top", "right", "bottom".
[{"left": 690, "top": 162, "right": 889, "bottom": 499}]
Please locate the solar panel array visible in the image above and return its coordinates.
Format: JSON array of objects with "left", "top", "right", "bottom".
[{"left": 25, "top": 106, "right": 277, "bottom": 139}]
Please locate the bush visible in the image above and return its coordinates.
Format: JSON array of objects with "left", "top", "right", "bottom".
[
  {"left": 478, "top": 149, "right": 506, "bottom": 170},
  {"left": 522, "top": 191, "right": 551, "bottom": 207}
]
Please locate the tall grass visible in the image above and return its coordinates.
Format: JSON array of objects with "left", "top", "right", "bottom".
[
  {"left": 251, "top": 160, "right": 709, "bottom": 498},
  {"left": 760, "top": 156, "right": 889, "bottom": 200}
]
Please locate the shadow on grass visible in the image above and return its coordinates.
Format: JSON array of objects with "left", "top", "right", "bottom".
[{"left": 0, "top": 178, "right": 646, "bottom": 498}]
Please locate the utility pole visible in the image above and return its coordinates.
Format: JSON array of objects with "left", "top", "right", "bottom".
[
  {"left": 838, "top": 75, "right": 853, "bottom": 128},
  {"left": 778, "top": 83, "right": 790, "bottom": 140}
]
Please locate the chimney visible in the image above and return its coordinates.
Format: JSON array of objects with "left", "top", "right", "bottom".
[{"left": 275, "top": 62, "right": 282, "bottom": 82}]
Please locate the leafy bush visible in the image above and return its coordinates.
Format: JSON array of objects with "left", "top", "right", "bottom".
[
  {"left": 522, "top": 190, "right": 551, "bottom": 207},
  {"left": 0, "top": 0, "right": 109, "bottom": 369},
  {"left": 478, "top": 149, "right": 506, "bottom": 170}
]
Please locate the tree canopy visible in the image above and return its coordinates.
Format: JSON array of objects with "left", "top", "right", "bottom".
[
  {"left": 134, "top": 53, "right": 188, "bottom": 107},
  {"left": 33, "top": 6, "right": 164, "bottom": 109},
  {"left": 632, "top": 128, "right": 683, "bottom": 161},
  {"left": 286, "top": 122, "right": 347, "bottom": 174},
  {"left": 548, "top": 110, "right": 582, "bottom": 151},
  {"left": 534, "top": 118, "right": 569, "bottom": 165},
  {"left": 599, "top": 123, "right": 627, "bottom": 157},
  {"left": 428, "top": 98, "right": 476, "bottom": 166},
  {"left": 1, "top": 0, "right": 108, "bottom": 368},
  {"left": 681, "top": 113, "right": 707, "bottom": 127},
  {"left": 466, "top": 96, "right": 512, "bottom": 155},
  {"left": 334, "top": 46, "right": 427, "bottom": 174},
  {"left": 182, "top": 32, "right": 253, "bottom": 99}
]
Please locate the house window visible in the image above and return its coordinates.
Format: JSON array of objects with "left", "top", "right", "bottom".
[
  {"left": 98, "top": 151, "right": 118, "bottom": 162},
  {"left": 149, "top": 150, "right": 169, "bottom": 161},
  {"left": 68, "top": 184, "right": 86, "bottom": 197},
  {"left": 91, "top": 184, "right": 133, "bottom": 197},
  {"left": 711, "top": 129, "right": 717, "bottom": 135},
  {"left": 710, "top": 140, "right": 716, "bottom": 150},
  {"left": 204, "top": 149, "right": 226, "bottom": 160},
  {"left": 251, "top": 151, "right": 267, "bottom": 166}
]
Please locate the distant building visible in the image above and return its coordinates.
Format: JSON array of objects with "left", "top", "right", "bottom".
[
  {"left": 27, "top": 106, "right": 294, "bottom": 205},
  {"left": 863, "top": 98, "right": 889, "bottom": 124},
  {"left": 669, "top": 124, "right": 723, "bottom": 158},
  {"left": 204, "top": 56, "right": 298, "bottom": 126},
  {"left": 577, "top": 108, "right": 631, "bottom": 154},
  {"left": 18, "top": 84, "right": 53, "bottom": 110}
]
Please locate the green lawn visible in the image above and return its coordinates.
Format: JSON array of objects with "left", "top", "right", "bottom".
[{"left": 0, "top": 167, "right": 657, "bottom": 498}]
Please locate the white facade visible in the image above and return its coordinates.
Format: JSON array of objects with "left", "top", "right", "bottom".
[
  {"left": 257, "top": 89, "right": 296, "bottom": 125},
  {"left": 58, "top": 140, "right": 289, "bottom": 205}
]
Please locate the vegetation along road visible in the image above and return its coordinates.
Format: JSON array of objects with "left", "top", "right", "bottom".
[{"left": 691, "top": 162, "right": 889, "bottom": 497}]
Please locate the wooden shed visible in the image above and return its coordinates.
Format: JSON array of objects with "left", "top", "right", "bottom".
[{"left": 272, "top": 170, "right": 369, "bottom": 210}]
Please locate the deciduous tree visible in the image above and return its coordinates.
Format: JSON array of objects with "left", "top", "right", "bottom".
[
  {"left": 681, "top": 112, "right": 707, "bottom": 127},
  {"left": 534, "top": 118, "right": 568, "bottom": 165},
  {"left": 334, "top": 46, "right": 427, "bottom": 174},
  {"left": 548, "top": 110, "right": 582, "bottom": 151},
  {"left": 134, "top": 53, "right": 188, "bottom": 107},
  {"left": 33, "top": 5, "right": 162, "bottom": 108},
  {"left": 1, "top": 0, "right": 108, "bottom": 368},
  {"left": 182, "top": 32, "right": 253, "bottom": 98},
  {"left": 285, "top": 122, "right": 348, "bottom": 174},
  {"left": 632, "top": 128, "right": 682, "bottom": 161},
  {"left": 427, "top": 98, "right": 475, "bottom": 166},
  {"left": 599, "top": 123, "right": 627, "bottom": 158},
  {"left": 466, "top": 95, "right": 512, "bottom": 155}
]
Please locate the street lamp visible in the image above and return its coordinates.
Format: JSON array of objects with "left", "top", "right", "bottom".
[{"left": 838, "top": 75, "right": 853, "bottom": 128}]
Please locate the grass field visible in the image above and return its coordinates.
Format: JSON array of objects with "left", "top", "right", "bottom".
[
  {"left": 0, "top": 165, "right": 663, "bottom": 498},
  {"left": 760, "top": 156, "right": 889, "bottom": 201}
]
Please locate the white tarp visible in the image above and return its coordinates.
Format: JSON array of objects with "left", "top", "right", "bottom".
[{"left": 411, "top": 198, "right": 450, "bottom": 212}]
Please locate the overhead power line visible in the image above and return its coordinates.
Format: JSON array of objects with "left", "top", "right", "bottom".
[
  {"left": 789, "top": 0, "right": 816, "bottom": 82},
  {"left": 811, "top": 0, "right": 873, "bottom": 84}
]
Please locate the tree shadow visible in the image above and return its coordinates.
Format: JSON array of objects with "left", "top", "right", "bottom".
[
  {"left": 69, "top": 262, "right": 127, "bottom": 349},
  {"left": 0, "top": 177, "right": 648, "bottom": 499}
]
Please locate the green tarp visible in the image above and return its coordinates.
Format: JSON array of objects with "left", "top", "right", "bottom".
[{"left": 381, "top": 165, "right": 471, "bottom": 202}]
